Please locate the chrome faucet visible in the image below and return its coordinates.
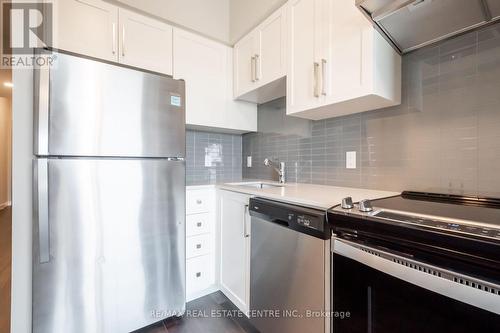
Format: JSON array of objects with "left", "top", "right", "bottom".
[{"left": 264, "top": 158, "right": 286, "bottom": 184}]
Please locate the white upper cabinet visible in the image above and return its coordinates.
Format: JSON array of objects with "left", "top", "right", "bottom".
[
  {"left": 52, "top": 0, "right": 173, "bottom": 75},
  {"left": 234, "top": 34, "right": 258, "bottom": 97},
  {"left": 224, "top": 52, "right": 259, "bottom": 132},
  {"left": 256, "top": 7, "right": 287, "bottom": 86},
  {"left": 286, "top": 0, "right": 401, "bottom": 120},
  {"left": 173, "top": 29, "right": 256, "bottom": 133},
  {"left": 233, "top": 4, "right": 287, "bottom": 104},
  {"left": 174, "top": 28, "right": 227, "bottom": 128},
  {"left": 287, "top": 0, "right": 324, "bottom": 114},
  {"left": 53, "top": 0, "right": 119, "bottom": 62},
  {"left": 118, "top": 8, "right": 173, "bottom": 75}
]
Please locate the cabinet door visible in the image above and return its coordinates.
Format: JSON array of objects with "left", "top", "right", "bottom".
[
  {"left": 118, "top": 9, "right": 173, "bottom": 75},
  {"left": 286, "top": 0, "right": 324, "bottom": 115},
  {"left": 173, "top": 29, "right": 257, "bottom": 132},
  {"left": 219, "top": 191, "right": 251, "bottom": 314},
  {"left": 173, "top": 28, "right": 227, "bottom": 128},
  {"left": 323, "top": 0, "right": 371, "bottom": 102},
  {"left": 224, "top": 49, "right": 258, "bottom": 132},
  {"left": 234, "top": 33, "right": 258, "bottom": 97},
  {"left": 53, "top": 0, "right": 118, "bottom": 62},
  {"left": 256, "top": 6, "right": 287, "bottom": 85}
]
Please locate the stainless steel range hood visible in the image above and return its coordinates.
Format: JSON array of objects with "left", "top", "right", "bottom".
[{"left": 356, "top": 0, "right": 500, "bottom": 54}]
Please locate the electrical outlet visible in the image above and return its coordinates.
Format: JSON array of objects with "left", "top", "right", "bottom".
[
  {"left": 247, "top": 156, "right": 252, "bottom": 168},
  {"left": 346, "top": 151, "right": 356, "bottom": 169}
]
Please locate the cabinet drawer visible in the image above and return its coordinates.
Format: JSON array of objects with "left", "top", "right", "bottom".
[
  {"left": 186, "top": 234, "right": 211, "bottom": 259},
  {"left": 186, "top": 190, "right": 210, "bottom": 214},
  {"left": 186, "top": 255, "right": 212, "bottom": 295},
  {"left": 186, "top": 213, "right": 210, "bottom": 237}
]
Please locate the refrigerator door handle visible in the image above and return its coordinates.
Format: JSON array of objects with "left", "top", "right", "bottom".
[
  {"left": 36, "top": 59, "right": 50, "bottom": 156},
  {"left": 35, "top": 159, "right": 50, "bottom": 263}
]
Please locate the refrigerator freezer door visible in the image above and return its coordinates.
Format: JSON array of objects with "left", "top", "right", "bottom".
[
  {"left": 33, "top": 158, "right": 185, "bottom": 333},
  {"left": 34, "top": 51, "right": 185, "bottom": 158}
]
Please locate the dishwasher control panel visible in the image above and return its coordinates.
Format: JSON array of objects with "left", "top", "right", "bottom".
[
  {"left": 249, "top": 197, "right": 330, "bottom": 240},
  {"left": 288, "top": 213, "right": 322, "bottom": 231}
]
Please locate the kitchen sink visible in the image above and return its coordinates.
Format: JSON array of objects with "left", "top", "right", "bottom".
[{"left": 228, "top": 182, "right": 285, "bottom": 189}]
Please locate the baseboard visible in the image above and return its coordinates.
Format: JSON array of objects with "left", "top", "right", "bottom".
[
  {"left": 0, "top": 201, "right": 11, "bottom": 211},
  {"left": 219, "top": 284, "right": 249, "bottom": 315},
  {"left": 186, "top": 285, "right": 220, "bottom": 303}
]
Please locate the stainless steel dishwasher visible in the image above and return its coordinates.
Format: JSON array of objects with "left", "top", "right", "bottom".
[{"left": 248, "top": 197, "right": 331, "bottom": 333}]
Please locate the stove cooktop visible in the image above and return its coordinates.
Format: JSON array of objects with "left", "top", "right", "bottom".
[{"left": 331, "top": 191, "right": 500, "bottom": 241}]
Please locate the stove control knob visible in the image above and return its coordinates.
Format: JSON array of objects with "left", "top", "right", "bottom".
[
  {"left": 341, "top": 197, "right": 354, "bottom": 209},
  {"left": 359, "top": 199, "right": 374, "bottom": 213}
]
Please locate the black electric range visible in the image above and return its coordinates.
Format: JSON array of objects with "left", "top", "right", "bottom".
[{"left": 328, "top": 191, "right": 500, "bottom": 333}]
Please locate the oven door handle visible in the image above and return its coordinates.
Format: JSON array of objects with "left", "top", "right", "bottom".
[{"left": 331, "top": 237, "right": 500, "bottom": 315}]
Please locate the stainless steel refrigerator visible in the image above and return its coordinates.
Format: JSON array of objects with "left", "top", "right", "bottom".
[{"left": 32, "top": 51, "right": 186, "bottom": 333}]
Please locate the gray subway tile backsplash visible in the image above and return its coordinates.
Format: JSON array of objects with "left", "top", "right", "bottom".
[
  {"left": 242, "top": 23, "right": 500, "bottom": 198},
  {"left": 186, "top": 130, "right": 243, "bottom": 185}
]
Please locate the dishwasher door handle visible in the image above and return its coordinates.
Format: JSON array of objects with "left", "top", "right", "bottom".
[{"left": 271, "top": 218, "right": 289, "bottom": 227}]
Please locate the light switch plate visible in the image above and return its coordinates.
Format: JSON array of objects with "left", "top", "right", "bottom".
[
  {"left": 346, "top": 151, "right": 356, "bottom": 169},
  {"left": 247, "top": 156, "right": 252, "bottom": 168}
]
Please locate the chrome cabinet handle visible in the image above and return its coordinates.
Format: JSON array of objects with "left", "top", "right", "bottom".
[
  {"left": 254, "top": 54, "right": 260, "bottom": 81},
  {"left": 321, "top": 59, "right": 327, "bottom": 96},
  {"left": 244, "top": 204, "right": 250, "bottom": 238},
  {"left": 196, "top": 222, "right": 202, "bottom": 227},
  {"left": 314, "top": 62, "right": 320, "bottom": 97},
  {"left": 35, "top": 159, "right": 50, "bottom": 263},
  {"left": 112, "top": 23, "right": 117, "bottom": 55},
  {"left": 251, "top": 56, "right": 256, "bottom": 82},
  {"left": 121, "top": 25, "right": 125, "bottom": 57}
]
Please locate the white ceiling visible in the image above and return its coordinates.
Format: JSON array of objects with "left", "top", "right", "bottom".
[{"left": 229, "top": 0, "right": 286, "bottom": 44}]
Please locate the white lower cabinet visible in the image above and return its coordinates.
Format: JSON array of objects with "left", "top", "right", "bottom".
[
  {"left": 185, "top": 187, "right": 252, "bottom": 313},
  {"left": 186, "top": 234, "right": 211, "bottom": 259},
  {"left": 186, "top": 213, "right": 210, "bottom": 236},
  {"left": 186, "top": 189, "right": 211, "bottom": 214},
  {"left": 218, "top": 190, "right": 251, "bottom": 315},
  {"left": 185, "top": 187, "right": 217, "bottom": 301},
  {"left": 186, "top": 255, "right": 213, "bottom": 297}
]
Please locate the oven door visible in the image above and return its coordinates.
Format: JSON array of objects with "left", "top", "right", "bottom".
[{"left": 331, "top": 237, "right": 500, "bottom": 333}]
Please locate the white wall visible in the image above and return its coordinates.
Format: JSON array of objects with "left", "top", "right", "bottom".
[
  {"left": 110, "top": 0, "right": 231, "bottom": 43},
  {"left": 0, "top": 97, "right": 11, "bottom": 208},
  {"left": 10, "top": 68, "right": 33, "bottom": 333},
  {"left": 229, "top": 0, "right": 287, "bottom": 44}
]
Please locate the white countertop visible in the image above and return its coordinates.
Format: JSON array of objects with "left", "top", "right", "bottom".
[
  {"left": 217, "top": 181, "right": 399, "bottom": 210},
  {"left": 186, "top": 184, "right": 216, "bottom": 190}
]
